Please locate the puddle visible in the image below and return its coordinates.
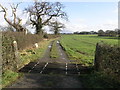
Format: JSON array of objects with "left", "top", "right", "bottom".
[
  {"left": 57, "top": 41, "right": 60, "bottom": 44},
  {"left": 48, "top": 45, "right": 51, "bottom": 48}
]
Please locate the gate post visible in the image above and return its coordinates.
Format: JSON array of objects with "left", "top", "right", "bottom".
[
  {"left": 94, "top": 43, "right": 99, "bottom": 71},
  {"left": 13, "top": 41, "right": 20, "bottom": 71}
]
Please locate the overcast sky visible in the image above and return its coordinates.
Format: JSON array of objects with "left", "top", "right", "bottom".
[{"left": 0, "top": 0, "right": 118, "bottom": 33}]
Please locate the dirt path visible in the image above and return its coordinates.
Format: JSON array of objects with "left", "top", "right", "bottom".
[{"left": 8, "top": 40, "right": 83, "bottom": 88}]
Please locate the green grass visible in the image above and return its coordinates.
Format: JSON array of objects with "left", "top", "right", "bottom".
[
  {"left": 2, "top": 39, "right": 54, "bottom": 88},
  {"left": 80, "top": 72, "right": 120, "bottom": 88},
  {"left": 2, "top": 70, "right": 22, "bottom": 88},
  {"left": 19, "top": 39, "right": 53, "bottom": 68},
  {"left": 60, "top": 35, "right": 118, "bottom": 66},
  {"left": 60, "top": 34, "right": 120, "bottom": 88},
  {"left": 50, "top": 40, "right": 59, "bottom": 58}
]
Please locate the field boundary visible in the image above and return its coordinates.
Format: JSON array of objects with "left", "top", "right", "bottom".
[{"left": 94, "top": 42, "right": 120, "bottom": 82}]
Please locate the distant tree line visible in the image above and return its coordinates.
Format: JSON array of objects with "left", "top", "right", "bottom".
[
  {"left": 74, "top": 31, "right": 98, "bottom": 35},
  {"left": 74, "top": 29, "right": 120, "bottom": 37},
  {"left": 98, "top": 29, "right": 120, "bottom": 37}
]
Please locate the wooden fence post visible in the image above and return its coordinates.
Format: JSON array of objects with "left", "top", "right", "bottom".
[
  {"left": 94, "top": 43, "right": 99, "bottom": 71},
  {"left": 13, "top": 41, "right": 19, "bottom": 71}
]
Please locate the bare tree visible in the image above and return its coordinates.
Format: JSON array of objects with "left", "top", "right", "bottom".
[
  {"left": 25, "top": 1, "right": 67, "bottom": 35},
  {"left": 0, "top": 3, "right": 27, "bottom": 33},
  {"left": 49, "top": 21, "right": 65, "bottom": 35}
]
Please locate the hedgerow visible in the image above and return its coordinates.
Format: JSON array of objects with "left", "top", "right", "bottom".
[
  {"left": 94, "top": 42, "right": 120, "bottom": 82},
  {"left": 2, "top": 31, "right": 42, "bottom": 72}
]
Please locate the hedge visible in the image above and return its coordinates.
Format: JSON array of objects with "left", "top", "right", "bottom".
[
  {"left": 2, "top": 31, "right": 42, "bottom": 72},
  {"left": 2, "top": 31, "right": 42, "bottom": 50},
  {"left": 94, "top": 42, "right": 120, "bottom": 81}
]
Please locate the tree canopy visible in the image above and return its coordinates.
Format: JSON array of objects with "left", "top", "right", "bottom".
[
  {"left": 49, "top": 20, "right": 65, "bottom": 35},
  {"left": 25, "top": 1, "right": 67, "bottom": 35}
]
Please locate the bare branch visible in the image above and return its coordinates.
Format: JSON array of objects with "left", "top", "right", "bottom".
[
  {"left": 49, "top": 20, "right": 65, "bottom": 35},
  {"left": 0, "top": 3, "right": 27, "bottom": 33},
  {"left": 29, "top": 13, "right": 37, "bottom": 26},
  {"left": 25, "top": 1, "right": 68, "bottom": 34},
  {"left": 0, "top": 4, "right": 6, "bottom": 12},
  {"left": 0, "top": 4, "right": 13, "bottom": 26}
]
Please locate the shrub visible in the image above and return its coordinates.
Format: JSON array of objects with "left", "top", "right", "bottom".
[
  {"left": 43, "top": 33, "right": 48, "bottom": 38},
  {"left": 2, "top": 31, "right": 42, "bottom": 50},
  {"left": 47, "top": 34, "right": 60, "bottom": 39},
  {"left": 2, "top": 31, "right": 43, "bottom": 72},
  {"left": 2, "top": 32, "right": 16, "bottom": 72},
  {"left": 94, "top": 42, "right": 120, "bottom": 82}
]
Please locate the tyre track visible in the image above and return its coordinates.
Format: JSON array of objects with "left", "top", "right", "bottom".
[{"left": 9, "top": 40, "right": 83, "bottom": 88}]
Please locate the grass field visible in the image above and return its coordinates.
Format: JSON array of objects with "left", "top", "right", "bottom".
[{"left": 60, "top": 35, "right": 118, "bottom": 66}]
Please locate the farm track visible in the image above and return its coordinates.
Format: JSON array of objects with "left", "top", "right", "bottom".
[{"left": 7, "top": 40, "right": 91, "bottom": 88}]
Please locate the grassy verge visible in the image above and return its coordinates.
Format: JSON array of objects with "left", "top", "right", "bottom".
[
  {"left": 19, "top": 39, "right": 52, "bottom": 68},
  {"left": 80, "top": 72, "right": 120, "bottom": 88},
  {"left": 2, "top": 39, "right": 54, "bottom": 88},
  {"left": 50, "top": 40, "right": 59, "bottom": 58},
  {"left": 2, "top": 70, "right": 23, "bottom": 88}
]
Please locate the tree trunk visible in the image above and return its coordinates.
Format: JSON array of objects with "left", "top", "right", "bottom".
[
  {"left": 36, "top": 17, "right": 44, "bottom": 35},
  {"left": 36, "top": 24, "right": 43, "bottom": 34}
]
